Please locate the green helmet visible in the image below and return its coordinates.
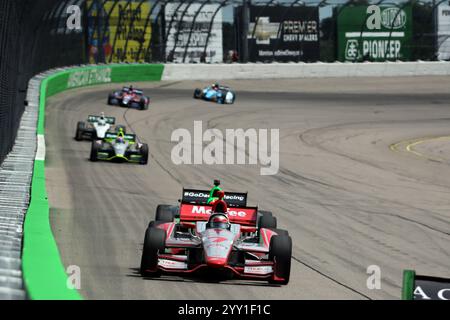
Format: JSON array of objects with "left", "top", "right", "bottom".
[{"left": 117, "top": 127, "right": 125, "bottom": 138}]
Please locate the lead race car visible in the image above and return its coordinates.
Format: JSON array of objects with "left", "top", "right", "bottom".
[
  {"left": 75, "top": 113, "right": 126, "bottom": 141},
  {"left": 140, "top": 185, "right": 292, "bottom": 284},
  {"left": 90, "top": 129, "right": 149, "bottom": 164},
  {"left": 193, "top": 83, "right": 236, "bottom": 104},
  {"left": 107, "top": 86, "right": 150, "bottom": 110}
]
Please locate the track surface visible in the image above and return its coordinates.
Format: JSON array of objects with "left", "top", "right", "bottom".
[{"left": 45, "top": 77, "right": 450, "bottom": 299}]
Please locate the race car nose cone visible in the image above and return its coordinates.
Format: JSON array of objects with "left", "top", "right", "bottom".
[{"left": 205, "top": 257, "right": 227, "bottom": 268}]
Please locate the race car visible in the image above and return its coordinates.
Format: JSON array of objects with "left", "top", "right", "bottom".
[
  {"left": 75, "top": 114, "right": 126, "bottom": 141},
  {"left": 107, "top": 86, "right": 150, "bottom": 110},
  {"left": 139, "top": 187, "right": 292, "bottom": 284},
  {"left": 89, "top": 130, "right": 149, "bottom": 164},
  {"left": 193, "top": 83, "right": 236, "bottom": 104}
]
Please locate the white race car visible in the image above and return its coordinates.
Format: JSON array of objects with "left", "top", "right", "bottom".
[{"left": 75, "top": 113, "right": 126, "bottom": 141}]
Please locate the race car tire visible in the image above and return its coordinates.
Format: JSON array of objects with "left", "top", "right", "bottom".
[
  {"left": 89, "top": 142, "right": 100, "bottom": 162},
  {"left": 268, "top": 235, "right": 292, "bottom": 285},
  {"left": 75, "top": 121, "right": 85, "bottom": 141},
  {"left": 155, "top": 205, "right": 174, "bottom": 222},
  {"left": 147, "top": 220, "right": 165, "bottom": 229},
  {"left": 259, "top": 210, "right": 273, "bottom": 217},
  {"left": 140, "top": 143, "right": 149, "bottom": 165},
  {"left": 269, "top": 228, "right": 289, "bottom": 237},
  {"left": 139, "top": 98, "right": 148, "bottom": 110},
  {"left": 259, "top": 213, "right": 277, "bottom": 229},
  {"left": 107, "top": 94, "right": 117, "bottom": 105},
  {"left": 193, "top": 88, "right": 202, "bottom": 99},
  {"left": 140, "top": 227, "right": 166, "bottom": 277}
]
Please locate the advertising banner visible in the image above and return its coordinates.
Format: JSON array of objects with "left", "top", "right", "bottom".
[
  {"left": 437, "top": 5, "right": 450, "bottom": 61},
  {"left": 337, "top": 5, "right": 412, "bottom": 62},
  {"left": 165, "top": 3, "right": 223, "bottom": 63},
  {"left": 402, "top": 270, "right": 450, "bottom": 300},
  {"left": 87, "top": 0, "right": 152, "bottom": 63},
  {"left": 247, "top": 5, "right": 319, "bottom": 62},
  {"left": 414, "top": 275, "right": 450, "bottom": 300}
]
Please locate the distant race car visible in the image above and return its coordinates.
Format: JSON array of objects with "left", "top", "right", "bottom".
[
  {"left": 90, "top": 131, "right": 149, "bottom": 164},
  {"left": 193, "top": 83, "right": 236, "bottom": 104},
  {"left": 139, "top": 186, "right": 292, "bottom": 284},
  {"left": 75, "top": 114, "right": 126, "bottom": 141},
  {"left": 107, "top": 86, "right": 150, "bottom": 110}
]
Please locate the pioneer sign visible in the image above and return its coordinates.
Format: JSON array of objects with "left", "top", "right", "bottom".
[{"left": 338, "top": 5, "right": 412, "bottom": 62}]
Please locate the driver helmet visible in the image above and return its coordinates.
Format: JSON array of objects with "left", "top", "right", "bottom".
[
  {"left": 212, "top": 83, "right": 219, "bottom": 90},
  {"left": 116, "top": 128, "right": 125, "bottom": 143},
  {"left": 129, "top": 85, "right": 134, "bottom": 92},
  {"left": 208, "top": 214, "right": 230, "bottom": 229},
  {"left": 98, "top": 112, "right": 106, "bottom": 125},
  {"left": 216, "top": 190, "right": 225, "bottom": 200}
]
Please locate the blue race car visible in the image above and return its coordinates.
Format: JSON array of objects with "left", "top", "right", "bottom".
[{"left": 193, "top": 83, "right": 236, "bottom": 104}]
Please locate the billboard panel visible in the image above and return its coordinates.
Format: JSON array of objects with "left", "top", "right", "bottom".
[
  {"left": 402, "top": 270, "right": 450, "bottom": 300},
  {"left": 337, "top": 5, "right": 412, "bottom": 62},
  {"left": 247, "top": 5, "right": 319, "bottom": 62},
  {"left": 165, "top": 3, "right": 223, "bottom": 63},
  {"left": 87, "top": 1, "right": 152, "bottom": 63},
  {"left": 437, "top": 6, "right": 450, "bottom": 61}
]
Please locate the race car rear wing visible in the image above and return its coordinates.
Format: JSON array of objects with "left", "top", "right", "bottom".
[
  {"left": 122, "top": 87, "right": 143, "bottom": 95},
  {"left": 88, "top": 115, "right": 115, "bottom": 124},
  {"left": 179, "top": 203, "right": 258, "bottom": 226},
  {"left": 181, "top": 188, "right": 247, "bottom": 207},
  {"left": 104, "top": 132, "right": 136, "bottom": 142}
]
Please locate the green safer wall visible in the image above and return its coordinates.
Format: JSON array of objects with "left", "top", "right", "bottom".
[{"left": 22, "top": 64, "right": 164, "bottom": 300}]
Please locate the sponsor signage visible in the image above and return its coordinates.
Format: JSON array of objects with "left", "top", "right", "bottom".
[
  {"left": 182, "top": 189, "right": 247, "bottom": 207},
  {"left": 247, "top": 5, "right": 319, "bottom": 62},
  {"left": 437, "top": 5, "right": 450, "bottom": 60},
  {"left": 414, "top": 276, "right": 450, "bottom": 300},
  {"left": 158, "top": 259, "right": 188, "bottom": 270},
  {"left": 87, "top": 0, "right": 152, "bottom": 63},
  {"left": 244, "top": 265, "right": 273, "bottom": 275},
  {"left": 402, "top": 270, "right": 450, "bottom": 300},
  {"left": 67, "top": 68, "right": 112, "bottom": 88},
  {"left": 179, "top": 204, "right": 257, "bottom": 225},
  {"left": 165, "top": 3, "right": 223, "bottom": 63},
  {"left": 337, "top": 5, "right": 412, "bottom": 61}
]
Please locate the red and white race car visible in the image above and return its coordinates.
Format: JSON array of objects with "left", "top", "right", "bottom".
[
  {"left": 139, "top": 188, "right": 292, "bottom": 284},
  {"left": 107, "top": 86, "right": 150, "bottom": 110}
]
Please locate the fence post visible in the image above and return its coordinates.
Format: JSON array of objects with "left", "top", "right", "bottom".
[{"left": 241, "top": 0, "right": 250, "bottom": 62}]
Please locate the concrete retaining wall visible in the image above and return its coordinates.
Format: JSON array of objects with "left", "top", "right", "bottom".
[{"left": 162, "top": 61, "right": 450, "bottom": 81}]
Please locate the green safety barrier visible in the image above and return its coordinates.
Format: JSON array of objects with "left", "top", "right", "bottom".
[
  {"left": 402, "top": 270, "right": 415, "bottom": 300},
  {"left": 22, "top": 64, "right": 164, "bottom": 300}
]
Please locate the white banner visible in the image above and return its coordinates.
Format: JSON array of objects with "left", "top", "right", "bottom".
[
  {"left": 437, "top": 6, "right": 450, "bottom": 60},
  {"left": 165, "top": 3, "right": 223, "bottom": 63}
]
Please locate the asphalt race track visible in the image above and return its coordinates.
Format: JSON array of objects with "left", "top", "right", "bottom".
[{"left": 45, "top": 77, "right": 450, "bottom": 299}]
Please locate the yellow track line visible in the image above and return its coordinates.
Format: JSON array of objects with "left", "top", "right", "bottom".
[{"left": 389, "top": 136, "right": 450, "bottom": 162}]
